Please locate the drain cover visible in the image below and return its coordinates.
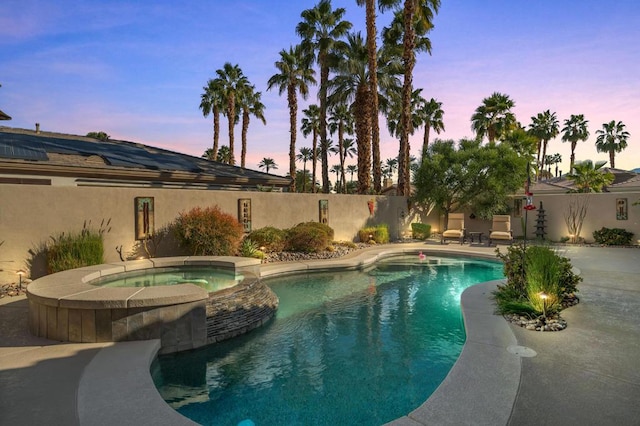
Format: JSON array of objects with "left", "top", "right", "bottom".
[{"left": 507, "top": 345, "right": 537, "bottom": 357}]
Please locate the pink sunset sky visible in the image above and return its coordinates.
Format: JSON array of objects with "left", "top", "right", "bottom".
[{"left": 1, "top": 0, "right": 639, "bottom": 176}]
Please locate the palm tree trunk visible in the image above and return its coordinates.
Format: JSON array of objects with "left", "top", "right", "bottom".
[
  {"left": 422, "top": 123, "right": 430, "bottom": 158},
  {"left": 319, "top": 56, "right": 330, "bottom": 193},
  {"left": 570, "top": 141, "right": 576, "bottom": 173},
  {"left": 338, "top": 125, "right": 346, "bottom": 194},
  {"left": 288, "top": 85, "right": 297, "bottom": 192},
  {"left": 227, "top": 97, "right": 235, "bottom": 165},
  {"left": 213, "top": 105, "right": 220, "bottom": 160},
  {"left": 540, "top": 139, "right": 548, "bottom": 176},
  {"left": 609, "top": 150, "right": 615, "bottom": 168},
  {"left": 366, "top": 0, "right": 382, "bottom": 193},
  {"left": 356, "top": 84, "right": 372, "bottom": 194},
  {"left": 241, "top": 110, "right": 249, "bottom": 168},
  {"left": 398, "top": 0, "right": 416, "bottom": 197},
  {"left": 312, "top": 131, "right": 318, "bottom": 193}
]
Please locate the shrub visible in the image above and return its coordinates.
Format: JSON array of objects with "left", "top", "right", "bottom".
[
  {"left": 494, "top": 242, "right": 581, "bottom": 316},
  {"left": 285, "top": 222, "right": 334, "bottom": 253},
  {"left": 592, "top": 227, "right": 634, "bottom": 246},
  {"left": 47, "top": 227, "right": 106, "bottom": 274},
  {"left": 174, "top": 206, "right": 244, "bottom": 256},
  {"left": 358, "top": 224, "right": 389, "bottom": 244},
  {"left": 411, "top": 223, "right": 431, "bottom": 240},
  {"left": 248, "top": 226, "right": 287, "bottom": 252}
]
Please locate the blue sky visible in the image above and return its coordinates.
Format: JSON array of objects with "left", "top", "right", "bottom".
[{"left": 2, "top": 0, "right": 639, "bottom": 175}]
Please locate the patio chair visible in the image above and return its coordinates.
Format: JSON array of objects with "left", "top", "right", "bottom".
[
  {"left": 488, "top": 215, "right": 513, "bottom": 245},
  {"left": 441, "top": 212, "right": 465, "bottom": 244}
]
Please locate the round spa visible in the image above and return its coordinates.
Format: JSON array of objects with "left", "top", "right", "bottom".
[{"left": 26, "top": 256, "right": 278, "bottom": 354}]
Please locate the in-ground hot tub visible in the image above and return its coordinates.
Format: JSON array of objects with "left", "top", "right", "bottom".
[{"left": 26, "top": 256, "right": 278, "bottom": 354}]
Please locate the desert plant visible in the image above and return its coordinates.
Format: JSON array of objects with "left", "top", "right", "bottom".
[
  {"left": 564, "top": 193, "right": 589, "bottom": 243},
  {"left": 525, "top": 246, "right": 562, "bottom": 315},
  {"left": 173, "top": 206, "right": 244, "bottom": 256},
  {"left": 592, "top": 227, "right": 634, "bottom": 246},
  {"left": 248, "top": 226, "right": 287, "bottom": 252},
  {"left": 46, "top": 219, "right": 110, "bottom": 273},
  {"left": 284, "top": 222, "right": 334, "bottom": 253},
  {"left": 239, "top": 238, "right": 264, "bottom": 260},
  {"left": 411, "top": 223, "right": 431, "bottom": 240}
]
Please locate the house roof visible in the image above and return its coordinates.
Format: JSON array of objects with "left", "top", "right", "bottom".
[
  {"left": 0, "top": 126, "right": 291, "bottom": 190},
  {"left": 528, "top": 168, "right": 640, "bottom": 194},
  {"left": 0, "top": 110, "right": 11, "bottom": 120}
]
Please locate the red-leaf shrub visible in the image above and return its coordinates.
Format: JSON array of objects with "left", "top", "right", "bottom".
[{"left": 174, "top": 206, "right": 244, "bottom": 256}]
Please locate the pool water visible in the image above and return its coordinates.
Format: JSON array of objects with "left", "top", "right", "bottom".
[
  {"left": 152, "top": 256, "right": 503, "bottom": 425},
  {"left": 92, "top": 266, "right": 243, "bottom": 293}
]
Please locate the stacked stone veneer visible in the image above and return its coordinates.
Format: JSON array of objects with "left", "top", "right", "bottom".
[
  {"left": 26, "top": 257, "right": 276, "bottom": 354},
  {"left": 206, "top": 277, "right": 279, "bottom": 343}
]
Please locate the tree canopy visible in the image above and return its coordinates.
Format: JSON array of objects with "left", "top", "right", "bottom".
[{"left": 413, "top": 138, "right": 529, "bottom": 221}]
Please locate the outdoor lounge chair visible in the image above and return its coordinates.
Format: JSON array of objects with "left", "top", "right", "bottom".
[
  {"left": 488, "top": 215, "right": 513, "bottom": 245},
  {"left": 441, "top": 212, "right": 465, "bottom": 244}
]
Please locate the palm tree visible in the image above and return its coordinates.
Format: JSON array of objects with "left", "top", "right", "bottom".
[
  {"left": 294, "top": 169, "right": 312, "bottom": 193},
  {"left": 393, "top": 0, "right": 440, "bottom": 196},
  {"left": 471, "top": 92, "right": 517, "bottom": 144},
  {"left": 561, "top": 114, "right": 589, "bottom": 173},
  {"left": 267, "top": 44, "right": 316, "bottom": 192},
  {"left": 301, "top": 104, "right": 321, "bottom": 192},
  {"left": 296, "top": 147, "right": 313, "bottom": 192},
  {"left": 258, "top": 157, "right": 277, "bottom": 174},
  {"left": 328, "top": 32, "right": 372, "bottom": 194},
  {"left": 595, "top": 120, "right": 630, "bottom": 169},
  {"left": 297, "top": 0, "right": 352, "bottom": 193},
  {"left": 383, "top": 157, "right": 398, "bottom": 184},
  {"left": 347, "top": 164, "right": 357, "bottom": 182},
  {"left": 214, "top": 62, "right": 249, "bottom": 165},
  {"left": 384, "top": 87, "right": 424, "bottom": 139},
  {"left": 356, "top": 0, "right": 382, "bottom": 192},
  {"left": 416, "top": 97, "right": 444, "bottom": 156},
  {"left": 529, "top": 110, "right": 559, "bottom": 176},
  {"left": 342, "top": 138, "right": 357, "bottom": 162},
  {"left": 202, "top": 148, "right": 215, "bottom": 160},
  {"left": 238, "top": 86, "right": 266, "bottom": 168},
  {"left": 216, "top": 145, "right": 232, "bottom": 164},
  {"left": 328, "top": 102, "right": 354, "bottom": 194},
  {"left": 566, "top": 160, "right": 614, "bottom": 192},
  {"left": 330, "top": 164, "right": 342, "bottom": 192},
  {"left": 550, "top": 153, "right": 562, "bottom": 177},
  {"left": 199, "top": 79, "right": 224, "bottom": 161}
]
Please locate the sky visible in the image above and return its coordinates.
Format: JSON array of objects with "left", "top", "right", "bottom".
[{"left": 2, "top": 0, "right": 639, "bottom": 177}]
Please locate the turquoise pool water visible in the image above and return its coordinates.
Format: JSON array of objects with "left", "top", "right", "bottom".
[
  {"left": 152, "top": 255, "right": 503, "bottom": 425},
  {"left": 91, "top": 266, "right": 243, "bottom": 293}
]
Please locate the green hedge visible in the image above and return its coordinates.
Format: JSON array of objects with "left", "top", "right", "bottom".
[
  {"left": 592, "top": 227, "right": 634, "bottom": 245},
  {"left": 411, "top": 223, "right": 431, "bottom": 240},
  {"left": 358, "top": 224, "right": 389, "bottom": 244}
]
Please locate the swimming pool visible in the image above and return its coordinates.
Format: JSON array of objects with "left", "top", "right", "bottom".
[
  {"left": 91, "top": 266, "right": 244, "bottom": 293},
  {"left": 152, "top": 255, "right": 503, "bottom": 425}
]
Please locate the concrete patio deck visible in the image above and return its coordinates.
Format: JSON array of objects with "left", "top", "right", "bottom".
[{"left": 1, "top": 244, "right": 638, "bottom": 425}]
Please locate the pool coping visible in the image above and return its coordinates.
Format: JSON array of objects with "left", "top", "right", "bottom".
[{"left": 75, "top": 243, "right": 520, "bottom": 425}]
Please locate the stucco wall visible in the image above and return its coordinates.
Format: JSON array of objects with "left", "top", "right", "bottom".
[
  {"left": 510, "top": 192, "right": 640, "bottom": 242},
  {"left": 0, "top": 185, "right": 414, "bottom": 282},
  {"left": 2, "top": 184, "right": 638, "bottom": 283}
]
